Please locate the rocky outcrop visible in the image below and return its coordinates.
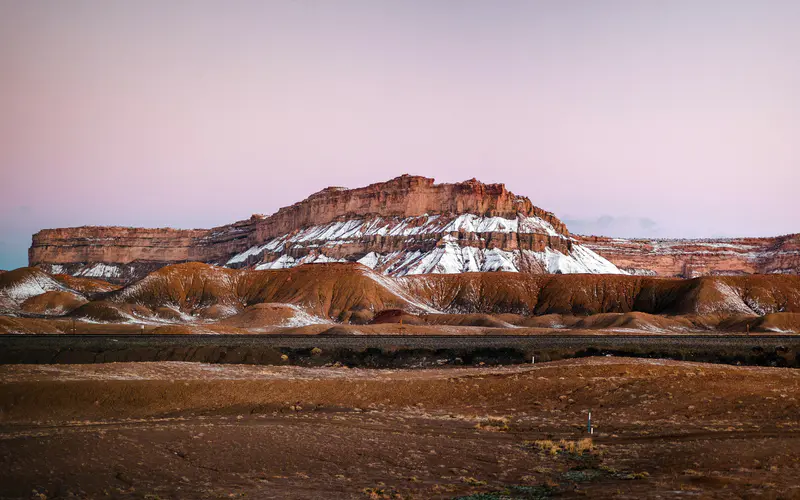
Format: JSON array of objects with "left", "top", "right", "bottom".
[
  {"left": 30, "top": 219, "right": 259, "bottom": 266},
  {"left": 577, "top": 234, "right": 800, "bottom": 278},
  {"left": 252, "top": 175, "right": 569, "bottom": 241}
]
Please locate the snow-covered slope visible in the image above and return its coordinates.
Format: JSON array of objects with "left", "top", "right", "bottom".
[
  {"left": 0, "top": 267, "right": 83, "bottom": 311},
  {"left": 226, "top": 213, "right": 625, "bottom": 276}
]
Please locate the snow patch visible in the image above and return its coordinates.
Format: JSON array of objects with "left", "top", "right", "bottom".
[
  {"left": 361, "top": 268, "right": 440, "bottom": 313},
  {"left": 77, "top": 263, "right": 122, "bottom": 279},
  {"left": 280, "top": 304, "right": 333, "bottom": 328},
  {"left": 0, "top": 272, "right": 77, "bottom": 307},
  {"left": 357, "top": 252, "right": 380, "bottom": 269}
]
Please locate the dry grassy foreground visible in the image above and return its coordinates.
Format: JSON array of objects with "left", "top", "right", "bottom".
[{"left": 1, "top": 358, "right": 799, "bottom": 499}]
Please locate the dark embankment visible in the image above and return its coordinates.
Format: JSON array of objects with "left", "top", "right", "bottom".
[{"left": 1, "top": 334, "right": 798, "bottom": 368}]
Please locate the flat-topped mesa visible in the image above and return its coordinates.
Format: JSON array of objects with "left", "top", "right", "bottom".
[
  {"left": 29, "top": 176, "right": 580, "bottom": 282},
  {"left": 30, "top": 227, "right": 206, "bottom": 265},
  {"left": 29, "top": 174, "right": 798, "bottom": 282},
  {"left": 30, "top": 218, "right": 259, "bottom": 264},
  {"left": 253, "top": 175, "right": 569, "bottom": 241},
  {"left": 29, "top": 219, "right": 261, "bottom": 283}
]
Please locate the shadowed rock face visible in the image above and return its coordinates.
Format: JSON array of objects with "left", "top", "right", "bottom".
[{"left": 27, "top": 175, "right": 799, "bottom": 282}]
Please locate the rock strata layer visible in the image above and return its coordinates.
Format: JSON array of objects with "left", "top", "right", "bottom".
[{"left": 576, "top": 234, "right": 800, "bottom": 277}]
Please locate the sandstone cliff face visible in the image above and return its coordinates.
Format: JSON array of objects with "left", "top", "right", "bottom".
[
  {"left": 30, "top": 219, "right": 260, "bottom": 278},
  {"left": 252, "top": 175, "right": 569, "bottom": 242},
  {"left": 577, "top": 234, "right": 800, "bottom": 277}
]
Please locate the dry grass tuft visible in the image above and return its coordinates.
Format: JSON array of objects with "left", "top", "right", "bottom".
[
  {"left": 474, "top": 416, "right": 510, "bottom": 432},
  {"left": 530, "top": 438, "right": 593, "bottom": 456},
  {"left": 460, "top": 476, "right": 488, "bottom": 486}
]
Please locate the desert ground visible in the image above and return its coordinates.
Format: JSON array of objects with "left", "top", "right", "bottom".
[{"left": 2, "top": 357, "right": 799, "bottom": 499}]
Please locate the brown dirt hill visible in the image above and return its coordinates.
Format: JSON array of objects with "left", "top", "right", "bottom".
[
  {"left": 234, "top": 263, "right": 431, "bottom": 322},
  {"left": 107, "top": 262, "right": 431, "bottom": 322},
  {"left": 369, "top": 309, "right": 427, "bottom": 325},
  {"left": 632, "top": 275, "right": 800, "bottom": 315},
  {"left": 401, "top": 273, "right": 800, "bottom": 317},
  {"left": 110, "top": 262, "right": 240, "bottom": 314},
  {"left": 220, "top": 303, "right": 325, "bottom": 329},
  {"left": 570, "top": 312, "right": 696, "bottom": 332},
  {"left": 68, "top": 264, "right": 800, "bottom": 325},
  {"left": 52, "top": 274, "right": 119, "bottom": 295},
  {"left": 0, "top": 316, "right": 67, "bottom": 334},
  {"left": 6, "top": 263, "right": 798, "bottom": 328},
  {"left": 398, "top": 272, "right": 549, "bottom": 314},
  {"left": 0, "top": 267, "right": 80, "bottom": 310},
  {"left": 69, "top": 301, "right": 153, "bottom": 323},
  {"left": 753, "top": 312, "right": 800, "bottom": 333},
  {"left": 20, "top": 291, "right": 87, "bottom": 316},
  {"left": 422, "top": 313, "right": 514, "bottom": 328}
]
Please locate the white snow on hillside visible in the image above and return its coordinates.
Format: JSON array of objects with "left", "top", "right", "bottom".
[
  {"left": 225, "top": 212, "right": 563, "bottom": 266},
  {"left": 541, "top": 245, "right": 623, "bottom": 274},
  {"left": 224, "top": 212, "right": 624, "bottom": 277},
  {"left": 356, "top": 252, "right": 380, "bottom": 269},
  {"left": 254, "top": 253, "right": 346, "bottom": 271},
  {"left": 248, "top": 242, "right": 624, "bottom": 277},
  {"left": 280, "top": 304, "right": 334, "bottom": 328},
  {"left": 76, "top": 263, "right": 122, "bottom": 279},
  {"left": 361, "top": 268, "right": 440, "bottom": 313},
  {"left": 0, "top": 270, "right": 80, "bottom": 308},
  {"left": 374, "top": 244, "right": 623, "bottom": 276}
]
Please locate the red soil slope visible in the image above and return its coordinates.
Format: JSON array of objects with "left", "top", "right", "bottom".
[{"left": 2, "top": 263, "right": 799, "bottom": 332}]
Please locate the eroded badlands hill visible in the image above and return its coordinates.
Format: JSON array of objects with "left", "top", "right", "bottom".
[{"left": 3, "top": 262, "right": 800, "bottom": 334}]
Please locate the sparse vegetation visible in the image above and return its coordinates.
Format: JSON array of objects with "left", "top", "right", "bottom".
[
  {"left": 529, "top": 438, "right": 593, "bottom": 457},
  {"left": 461, "top": 476, "right": 488, "bottom": 486},
  {"left": 474, "top": 416, "right": 511, "bottom": 432},
  {"left": 362, "top": 486, "right": 401, "bottom": 499}
]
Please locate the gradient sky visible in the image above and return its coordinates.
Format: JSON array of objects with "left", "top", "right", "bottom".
[{"left": 1, "top": 1, "right": 798, "bottom": 270}]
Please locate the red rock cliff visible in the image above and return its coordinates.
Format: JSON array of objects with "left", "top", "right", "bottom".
[
  {"left": 576, "top": 234, "right": 800, "bottom": 277},
  {"left": 252, "top": 175, "right": 568, "bottom": 241}
]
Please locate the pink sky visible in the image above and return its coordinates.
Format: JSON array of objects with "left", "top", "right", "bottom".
[{"left": 1, "top": 1, "right": 798, "bottom": 269}]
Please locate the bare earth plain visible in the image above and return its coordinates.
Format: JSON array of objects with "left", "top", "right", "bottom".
[{"left": 2, "top": 357, "right": 800, "bottom": 499}]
